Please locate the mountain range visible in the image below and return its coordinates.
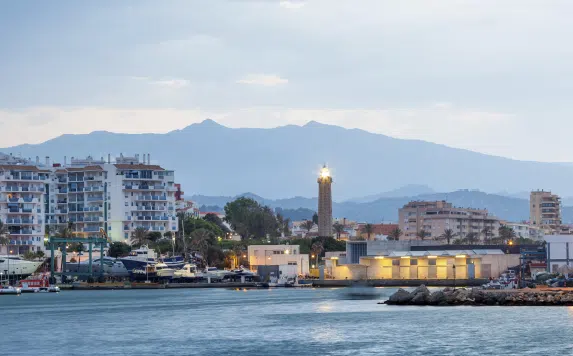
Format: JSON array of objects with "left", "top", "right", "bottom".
[
  {"left": 191, "top": 189, "right": 573, "bottom": 224},
  {"left": 3, "top": 119, "right": 573, "bottom": 200}
]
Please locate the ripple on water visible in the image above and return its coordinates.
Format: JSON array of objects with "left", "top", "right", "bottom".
[{"left": 2, "top": 288, "right": 573, "bottom": 356}]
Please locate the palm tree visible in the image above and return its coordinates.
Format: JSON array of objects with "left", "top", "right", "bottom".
[
  {"left": 333, "top": 223, "right": 344, "bottom": 240},
  {"left": 465, "top": 232, "right": 479, "bottom": 245},
  {"left": 310, "top": 241, "right": 324, "bottom": 267},
  {"left": 362, "top": 224, "right": 374, "bottom": 240},
  {"left": 417, "top": 229, "right": 428, "bottom": 241},
  {"left": 481, "top": 226, "right": 493, "bottom": 243},
  {"left": 388, "top": 228, "right": 403, "bottom": 241},
  {"left": 301, "top": 220, "right": 314, "bottom": 234},
  {"left": 440, "top": 229, "right": 456, "bottom": 245},
  {"left": 0, "top": 220, "right": 10, "bottom": 254},
  {"left": 130, "top": 227, "right": 150, "bottom": 247}
]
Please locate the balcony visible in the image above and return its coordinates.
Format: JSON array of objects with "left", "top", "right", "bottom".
[
  {"left": 87, "top": 196, "right": 104, "bottom": 202},
  {"left": 83, "top": 227, "right": 101, "bottom": 232}
]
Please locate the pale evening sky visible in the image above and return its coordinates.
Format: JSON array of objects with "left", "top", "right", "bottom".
[{"left": 1, "top": 1, "right": 572, "bottom": 162}]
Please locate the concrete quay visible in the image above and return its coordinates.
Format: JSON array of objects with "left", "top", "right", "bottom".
[
  {"left": 59, "top": 281, "right": 265, "bottom": 290},
  {"left": 312, "top": 279, "right": 488, "bottom": 288}
]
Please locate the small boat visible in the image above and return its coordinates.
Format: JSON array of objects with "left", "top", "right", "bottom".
[
  {"left": 18, "top": 273, "right": 60, "bottom": 293},
  {"left": 173, "top": 264, "right": 199, "bottom": 280},
  {"left": 0, "top": 286, "right": 21, "bottom": 295},
  {"left": 342, "top": 281, "right": 382, "bottom": 299},
  {"left": 155, "top": 263, "right": 176, "bottom": 279},
  {"left": 130, "top": 264, "right": 157, "bottom": 282}
]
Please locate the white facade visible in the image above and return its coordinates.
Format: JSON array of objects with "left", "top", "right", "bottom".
[
  {"left": 248, "top": 245, "right": 310, "bottom": 275},
  {"left": 545, "top": 235, "right": 573, "bottom": 272},
  {"left": 1, "top": 154, "right": 179, "bottom": 252},
  {"left": 0, "top": 165, "right": 50, "bottom": 254},
  {"left": 505, "top": 222, "right": 543, "bottom": 241}
]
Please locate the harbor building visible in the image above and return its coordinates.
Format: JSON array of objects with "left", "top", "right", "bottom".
[
  {"left": 248, "top": 245, "right": 310, "bottom": 276},
  {"left": 0, "top": 165, "right": 50, "bottom": 254},
  {"left": 325, "top": 240, "right": 519, "bottom": 280},
  {"left": 317, "top": 165, "right": 333, "bottom": 238},
  {"left": 544, "top": 235, "right": 573, "bottom": 272},
  {"left": 530, "top": 190, "right": 562, "bottom": 233},
  {"left": 398, "top": 200, "right": 501, "bottom": 241}
]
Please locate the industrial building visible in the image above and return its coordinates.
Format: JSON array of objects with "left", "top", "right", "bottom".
[{"left": 248, "top": 245, "right": 310, "bottom": 276}]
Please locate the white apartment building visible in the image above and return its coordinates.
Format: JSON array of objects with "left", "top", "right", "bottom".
[
  {"left": 1, "top": 154, "right": 179, "bottom": 253},
  {"left": 504, "top": 222, "right": 543, "bottom": 241},
  {"left": 0, "top": 165, "right": 50, "bottom": 254}
]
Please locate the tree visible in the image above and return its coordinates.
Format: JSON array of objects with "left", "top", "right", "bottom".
[
  {"left": 333, "top": 223, "right": 345, "bottom": 239},
  {"left": 311, "top": 241, "right": 324, "bottom": 266},
  {"left": 130, "top": 227, "right": 150, "bottom": 247},
  {"left": 109, "top": 242, "right": 131, "bottom": 258},
  {"left": 417, "top": 229, "right": 428, "bottom": 241},
  {"left": 465, "top": 232, "right": 479, "bottom": 245},
  {"left": 35, "top": 250, "right": 45, "bottom": 260},
  {"left": 312, "top": 212, "right": 319, "bottom": 225},
  {"left": 498, "top": 225, "right": 516, "bottom": 244},
  {"left": 301, "top": 220, "right": 314, "bottom": 233},
  {"left": 481, "top": 226, "right": 493, "bottom": 243},
  {"left": 0, "top": 220, "right": 10, "bottom": 253},
  {"left": 203, "top": 213, "right": 231, "bottom": 233},
  {"left": 276, "top": 213, "right": 292, "bottom": 237},
  {"left": 388, "top": 228, "right": 403, "bottom": 241},
  {"left": 362, "top": 224, "right": 374, "bottom": 240},
  {"left": 189, "top": 228, "right": 212, "bottom": 265},
  {"left": 224, "top": 197, "right": 279, "bottom": 240},
  {"left": 440, "top": 229, "right": 456, "bottom": 245}
]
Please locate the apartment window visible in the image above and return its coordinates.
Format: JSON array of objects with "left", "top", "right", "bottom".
[
  {"left": 125, "top": 202, "right": 128, "bottom": 206},
  {"left": 288, "top": 262, "right": 297, "bottom": 265}
]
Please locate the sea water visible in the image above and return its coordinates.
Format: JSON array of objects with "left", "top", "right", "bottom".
[{"left": 2, "top": 288, "right": 573, "bottom": 356}]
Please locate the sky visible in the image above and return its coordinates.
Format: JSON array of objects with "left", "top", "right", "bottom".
[{"left": 1, "top": 0, "right": 573, "bottom": 162}]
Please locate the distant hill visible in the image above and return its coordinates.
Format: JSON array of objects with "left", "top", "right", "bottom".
[
  {"left": 4, "top": 119, "right": 573, "bottom": 200},
  {"left": 192, "top": 189, "right": 573, "bottom": 223},
  {"left": 346, "top": 184, "right": 435, "bottom": 203}
]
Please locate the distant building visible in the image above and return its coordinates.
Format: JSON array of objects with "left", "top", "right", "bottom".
[
  {"left": 398, "top": 200, "right": 501, "bottom": 241},
  {"left": 317, "top": 165, "right": 333, "bottom": 237},
  {"left": 355, "top": 223, "right": 399, "bottom": 240},
  {"left": 530, "top": 190, "right": 562, "bottom": 232},
  {"left": 247, "top": 245, "right": 309, "bottom": 276},
  {"left": 504, "top": 222, "right": 543, "bottom": 241}
]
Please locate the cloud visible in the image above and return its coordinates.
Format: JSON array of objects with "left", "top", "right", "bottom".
[
  {"left": 131, "top": 76, "right": 189, "bottom": 89},
  {"left": 279, "top": 1, "right": 306, "bottom": 9},
  {"left": 236, "top": 74, "right": 288, "bottom": 86}
]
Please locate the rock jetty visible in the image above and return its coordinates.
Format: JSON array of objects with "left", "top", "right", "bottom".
[{"left": 383, "top": 285, "right": 573, "bottom": 306}]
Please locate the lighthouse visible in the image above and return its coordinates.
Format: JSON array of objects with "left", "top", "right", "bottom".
[{"left": 317, "top": 165, "right": 333, "bottom": 237}]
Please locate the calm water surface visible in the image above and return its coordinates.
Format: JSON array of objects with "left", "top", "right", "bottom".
[{"left": 2, "top": 287, "right": 573, "bottom": 355}]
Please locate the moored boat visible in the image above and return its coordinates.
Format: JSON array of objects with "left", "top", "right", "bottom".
[
  {"left": 0, "top": 285, "right": 21, "bottom": 295},
  {"left": 119, "top": 246, "right": 157, "bottom": 272}
]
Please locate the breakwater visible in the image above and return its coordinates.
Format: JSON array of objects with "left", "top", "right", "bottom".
[{"left": 384, "top": 285, "right": 573, "bottom": 306}]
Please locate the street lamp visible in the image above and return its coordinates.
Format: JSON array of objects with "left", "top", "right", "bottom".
[
  {"left": 8, "top": 249, "right": 13, "bottom": 286},
  {"left": 453, "top": 264, "right": 457, "bottom": 291},
  {"left": 172, "top": 236, "right": 176, "bottom": 256}
]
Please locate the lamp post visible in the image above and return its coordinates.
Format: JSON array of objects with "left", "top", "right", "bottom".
[
  {"left": 453, "top": 264, "right": 457, "bottom": 291},
  {"left": 172, "top": 236, "right": 176, "bottom": 257},
  {"left": 8, "top": 249, "right": 13, "bottom": 286}
]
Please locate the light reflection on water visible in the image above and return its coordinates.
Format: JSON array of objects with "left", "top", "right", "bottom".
[{"left": 2, "top": 288, "right": 573, "bottom": 356}]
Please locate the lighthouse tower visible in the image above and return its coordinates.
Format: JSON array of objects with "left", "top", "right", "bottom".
[{"left": 317, "top": 165, "right": 333, "bottom": 237}]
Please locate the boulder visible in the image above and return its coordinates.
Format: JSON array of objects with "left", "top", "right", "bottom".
[
  {"left": 412, "top": 285, "right": 430, "bottom": 296},
  {"left": 411, "top": 292, "right": 429, "bottom": 305},
  {"left": 387, "top": 288, "right": 413, "bottom": 304},
  {"left": 428, "top": 291, "right": 446, "bottom": 305}
]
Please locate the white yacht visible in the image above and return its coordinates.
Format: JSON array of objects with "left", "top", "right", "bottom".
[
  {"left": 173, "top": 263, "right": 198, "bottom": 279},
  {"left": 155, "top": 262, "right": 176, "bottom": 278},
  {"left": 119, "top": 246, "right": 157, "bottom": 272},
  {"left": 0, "top": 255, "right": 44, "bottom": 277},
  {"left": 199, "top": 267, "right": 231, "bottom": 281}
]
